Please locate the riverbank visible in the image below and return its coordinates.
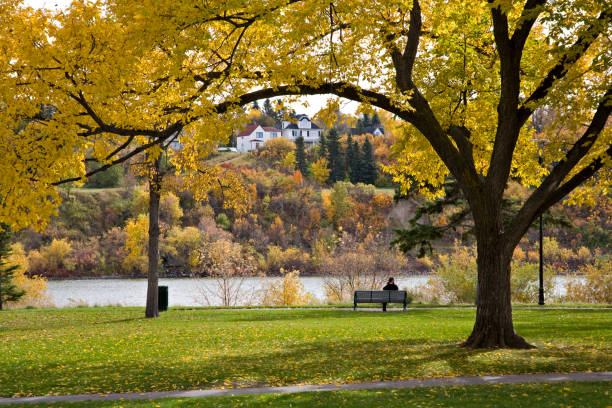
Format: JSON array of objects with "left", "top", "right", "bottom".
[{"left": 43, "top": 275, "right": 585, "bottom": 308}]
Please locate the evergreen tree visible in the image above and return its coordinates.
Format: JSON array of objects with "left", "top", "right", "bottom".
[
  {"left": 371, "top": 112, "right": 381, "bottom": 126},
  {"left": 345, "top": 135, "right": 360, "bottom": 183},
  {"left": 360, "top": 137, "right": 377, "bottom": 185},
  {"left": 318, "top": 131, "right": 327, "bottom": 159},
  {"left": 294, "top": 136, "right": 308, "bottom": 176},
  {"left": 252, "top": 100, "right": 261, "bottom": 111},
  {"left": 0, "top": 224, "right": 25, "bottom": 310},
  {"left": 350, "top": 139, "right": 362, "bottom": 183},
  {"left": 357, "top": 113, "right": 372, "bottom": 134},
  {"left": 326, "top": 128, "right": 345, "bottom": 183},
  {"left": 263, "top": 98, "right": 275, "bottom": 119},
  {"left": 362, "top": 113, "right": 371, "bottom": 128}
]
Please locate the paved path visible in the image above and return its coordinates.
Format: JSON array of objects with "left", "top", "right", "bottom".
[{"left": 1, "top": 372, "right": 610, "bottom": 405}]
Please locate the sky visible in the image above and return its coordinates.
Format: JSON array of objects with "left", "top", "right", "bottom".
[{"left": 24, "top": 0, "right": 359, "bottom": 118}]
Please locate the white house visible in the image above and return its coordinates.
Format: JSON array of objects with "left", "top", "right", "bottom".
[
  {"left": 236, "top": 124, "right": 281, "bottom": 152},
  {"left": 280, "top": 114, "right": 322, "bottom": 147},
  {"left": 349, "top": 125, "right": 385, "bottom": 136}
]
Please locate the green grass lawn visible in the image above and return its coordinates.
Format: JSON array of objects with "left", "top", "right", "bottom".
[
  {"left": 1, "top": 308, "right": 610, "bottom": 398},
  {"left": 5, "top": 383, "right": 611, "bottom": 408}
]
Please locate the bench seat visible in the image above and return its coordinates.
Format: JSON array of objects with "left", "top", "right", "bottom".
[{"left": 353, "top": 290, "right": 407, "bottom": 311}]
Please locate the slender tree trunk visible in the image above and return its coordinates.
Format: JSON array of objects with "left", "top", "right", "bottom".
[
  {"left": 145, "top": 157, "right": 162, "bottom": 318},
  {"left": 0, "top": 271, "right": 3, "bottom": 311},
  {"left": 462, "top": 208, "right": 535, "bottom": 349}
]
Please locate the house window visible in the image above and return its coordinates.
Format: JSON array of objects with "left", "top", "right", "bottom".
[
  {"left": 271, "top": 132, "right": 277, "bottom": 138},
  {"left": 292, "top": 130, "right": 298, "bottom": 137},
  {"left": 256, "top": 132, "right": 263, "bottom": 138}
]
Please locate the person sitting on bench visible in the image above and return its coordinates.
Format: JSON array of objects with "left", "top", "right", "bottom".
[{"left": 382, "top": 277, "right": 398, "bottom": 312}]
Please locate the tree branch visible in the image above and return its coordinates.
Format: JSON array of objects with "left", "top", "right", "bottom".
[
  {"left": 506, "top": 89, "right": 612, "bottom": 247},
  {"left": 510, "top": 0, "right": 547, "bottom": 49},
  {"left": 486, "top": 2, "right": 524, "bottom": 200},
  {"left": 393, "top": 0, "right": 421, "bottom": 91},
  {"left": 52, "top": 136, "right": 170, "bottom": 186},
  {"left": 517, "top": 8, "right": 612, "bottom": 126}
]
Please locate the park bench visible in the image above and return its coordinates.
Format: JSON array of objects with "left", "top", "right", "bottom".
[{"left": 353, "top": 290, "right": 408, "bottom": 311}]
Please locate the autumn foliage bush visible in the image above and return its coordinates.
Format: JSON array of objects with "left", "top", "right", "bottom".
[
  {"left": 260, "top": 245, "right": 311, "bottom": 275},
  {"left": 254, "top": 138, "right": 296, "bottom": 165},
  {"left": 5, "top": 244, "right": 52, "bottom": 308},
  {"left": 321, "top": 234, "right": 406, "bottom": 303},
  {"left": 193, "top": 239, "right": 257, "bottom": 306},
  {"left": 27, "top": 238, "right": 75, "bottom": 277},
  {"left": 566, "top": 260, "right": 612, "bottom": 304},
  {"left": 425, "top": 243, "right": 557, "bottom": 304},
  {"left": 259, "top": 269, "right": 313, "bottom": 305}
]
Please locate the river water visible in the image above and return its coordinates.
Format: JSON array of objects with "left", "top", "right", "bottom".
[{"left": 45, "top": 275, "right": 571, "bottom": 308}]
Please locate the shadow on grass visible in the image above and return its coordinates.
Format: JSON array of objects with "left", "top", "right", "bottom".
[
  {"left": 201, "top": 309, "right": 454, "bottom": 323},
  {"left": 4, "top": 335, "right": 610, "bottom": 397}
]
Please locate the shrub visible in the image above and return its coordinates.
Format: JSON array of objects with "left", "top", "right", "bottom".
[
  {"left": 510, "top": 261, "right": 555, "bottom": 303},
  {"left": 27, "top": 239, "right": 75, "bottom": 277},
  {"left": 427, "top": 245, "right": 559, "bottom": 304},
  {"left": 99, "top": 227, "right": 128, "bottom": 275},
  {"left": 4, "top": 243, "right": 52, "bottom": 309},
  {"left": 320, "top": 236, "right": 401, "bottom": 303},
  {"left": 131, "top": 190, "right": 183, "bottom": 227},
  {"left": 161, "top": 226, "right": 202, "bottom": 274},
  {"left": 193, "top": 239, "right": 257, "bottom": 306},
  {"left": 199, "top": 216, "right": 233, "bottom": 242},
  {"left": 160, "top": 192, "right": 184, "bottom": 227},
  {"left": 70, "top": 238, "right": 103, "bottom": 276},
  {"left": 325, "top": 182, "right": 353, "bottom": 229},
  {"left": 259, "top": 269, "right": 313, "bottom": 305},
  {"left": 215, "top": 213, "right": 231, "bottom": 230},
  {"left": 427, "top": 245, "right": 477, "bottom": 304},
  {"left": 261, "top": 245, "right": 311, "bottom": 275},
  {"left": 566, "top": 260, "right": 612, "bottom": 303},
  {"left": 576, "top": 246, "right": 593, "bottom": 264},
  {"left": 122, "top": 215, "right": 149, "bottom": 275},
  {"left": 256, "top": 138, "right": 296, "bottom": 164},
  {"left": 267, "top": 217, "right": 288, "bottom": 247},
  {"left": 130, "top": 189, "right": 149, "bottom": 216},
  {"left": 311, "top": 158, "right": 330, "bottom": 185},
  {"left": 283, "top": 151, "right": 296, "bottom": 169}
]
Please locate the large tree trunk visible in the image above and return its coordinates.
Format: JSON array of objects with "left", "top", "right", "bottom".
[
  {"left": 145, "top": 157, "right": 162, "bottom": 318},
  {"left": 462, "top": 209, "right": 535, "bottom": 349}
]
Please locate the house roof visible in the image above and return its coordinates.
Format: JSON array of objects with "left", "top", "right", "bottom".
[
  {"left": 237, "top": 124, "right": 281, "bottom": 137},
  {"left": 349, "top": 125, "right": 385, "bottom": 135},
  {"left": 237, "top": 124, "right": 260, "bottom": 137},
  {"left": 280, "top": 114, "right": 322, "bottom": 130},
  {"left": 282, "top": 122, "right": 321, "bottom": 130}
]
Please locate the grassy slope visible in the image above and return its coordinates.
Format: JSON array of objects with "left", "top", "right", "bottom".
[
  {"left": 1, "top": 308, "right": 610, "bottom": 397},
  {"left": 7, "top": 383, "right": 611, "bottom": 408}
]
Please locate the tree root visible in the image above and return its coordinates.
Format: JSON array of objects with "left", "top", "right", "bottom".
[{"left": 461, "top": 328, "right": 536, "bottom": 349}]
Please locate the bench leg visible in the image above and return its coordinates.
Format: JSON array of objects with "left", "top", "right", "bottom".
[{"left": 353, "top": 302, "right": 356, "bottom": 311}]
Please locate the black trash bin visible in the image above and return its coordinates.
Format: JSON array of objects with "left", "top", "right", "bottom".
[{"left": 158, "top": 285, "right": 168, "bottom": 312}]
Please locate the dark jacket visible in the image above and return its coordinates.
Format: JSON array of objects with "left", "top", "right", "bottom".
[{"left": 383, "top": 283, "right": 398, "bottom": 290}]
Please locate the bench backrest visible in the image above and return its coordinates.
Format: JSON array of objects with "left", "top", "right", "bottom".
[{"left": 354, "top": 290, "right": 407, "bottom": 303}]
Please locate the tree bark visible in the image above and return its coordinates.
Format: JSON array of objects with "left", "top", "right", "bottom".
[
  {"left": 145, "top": 157, "right": 162, "bottom": 318},
  {"left": 461, "top": 203, "right": 535, "bottom": 349}
]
